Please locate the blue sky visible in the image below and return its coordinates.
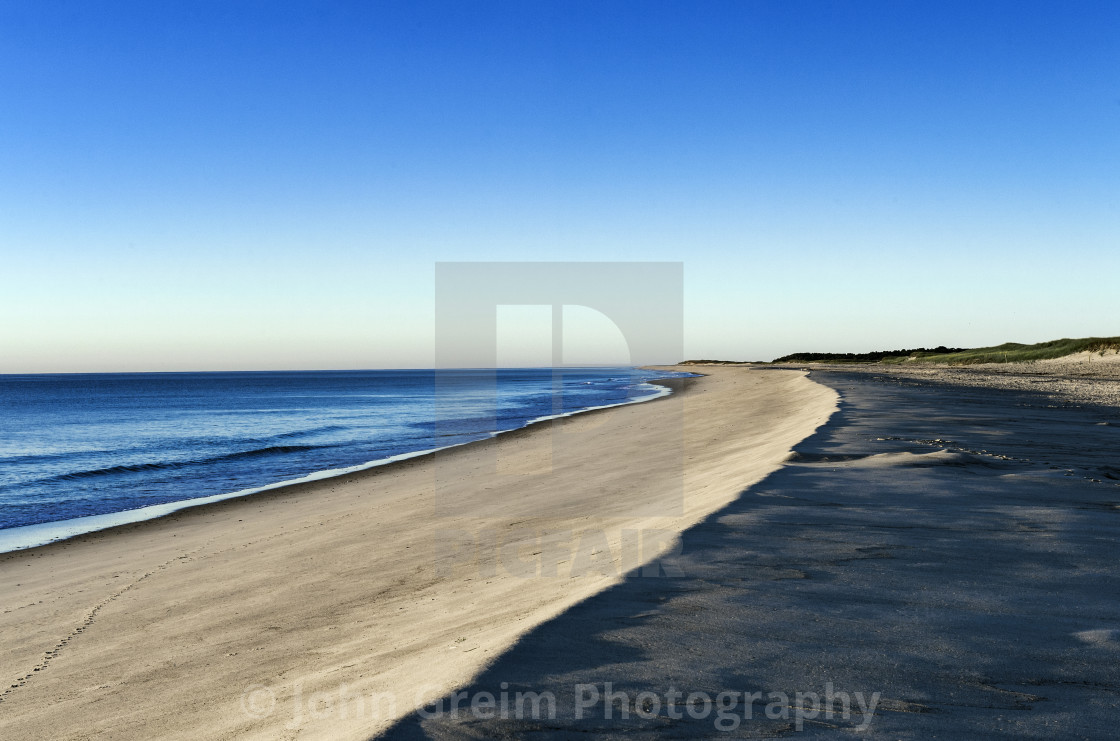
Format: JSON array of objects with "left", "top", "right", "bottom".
[{"left": 2, "top": 0, "right": 1118, "bottom": 371}]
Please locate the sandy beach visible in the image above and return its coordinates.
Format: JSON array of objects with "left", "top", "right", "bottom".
[
  {"left": 0, "top": 367, "right": 836, "bottom": 740},
  {"left": 7, "top": 1, "right": 1117, "bottom": 737},
  {"left": 384, "top": 363, "right": 1120, "bottom": 738}
]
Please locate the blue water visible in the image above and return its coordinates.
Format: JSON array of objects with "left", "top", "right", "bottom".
[{"left": 0, "top": 368, "right": 690, "bottom": 543}]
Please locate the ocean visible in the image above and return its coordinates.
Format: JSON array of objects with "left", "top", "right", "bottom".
[{"left": 0, "top": 367, "right": 693, "bottom": 551}]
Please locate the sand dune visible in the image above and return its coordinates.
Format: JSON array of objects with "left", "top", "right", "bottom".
[{"left": 0, "top": 367, "right": 835, "bottom": 740}]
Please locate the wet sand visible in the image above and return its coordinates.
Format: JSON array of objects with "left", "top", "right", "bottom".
[
  {"left": 383, "top": 367, "right": 1120, "bottom": 738},
  {"left": 0, "top": 367, "right": 835, "bottom": 740}
]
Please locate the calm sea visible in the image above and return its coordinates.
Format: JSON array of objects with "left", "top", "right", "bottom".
[{"left": 0, "top": 368, "right": 692, "bottom": 550}]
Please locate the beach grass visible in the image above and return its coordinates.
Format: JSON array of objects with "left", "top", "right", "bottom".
[{"left": 881, "top": 336, "right": 1120, "bottom": 365}]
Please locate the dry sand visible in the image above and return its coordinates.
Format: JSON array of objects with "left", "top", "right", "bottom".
[{"left": 0, "top": 367, "right": 836, "bottom": 740}]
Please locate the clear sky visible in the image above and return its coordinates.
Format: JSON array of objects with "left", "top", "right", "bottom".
[{"left": 2, "top": 0, "right": 1117, "bottom": 372}]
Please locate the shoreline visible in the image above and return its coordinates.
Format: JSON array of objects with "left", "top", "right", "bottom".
[
  {"left": 0, "top": 376, "right": 683, "bottom": 555},
  {"left": 0, "top": 366, "right": 836, "bottom": 740}
]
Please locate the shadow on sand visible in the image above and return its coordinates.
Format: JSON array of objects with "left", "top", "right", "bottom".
[{"left": 378, "top": 370, "right": 1120, "bottom": 739}]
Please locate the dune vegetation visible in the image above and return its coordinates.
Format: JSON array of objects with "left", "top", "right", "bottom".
[
  {"left": 760, "top": 337, "right": 1120, "bottom": 366},
  {"left": 880, "top": 337, "right": 1120, "bottom": 365}
]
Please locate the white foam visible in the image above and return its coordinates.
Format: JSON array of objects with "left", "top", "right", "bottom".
[{"left": 0, "top": 379, "right": 680, "bottom": 553}]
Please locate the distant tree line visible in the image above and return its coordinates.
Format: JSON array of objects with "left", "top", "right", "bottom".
[{"left": 771, "top": 346, "right": 970, "bottom": 364}]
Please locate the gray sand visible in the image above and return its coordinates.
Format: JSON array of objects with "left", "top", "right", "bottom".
[
  {"left": 380, "top": 368, "right": 1120, "bottom": 739},
  {"left": 797, "top": 357, "right": 1120, "bottom": 409}
]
